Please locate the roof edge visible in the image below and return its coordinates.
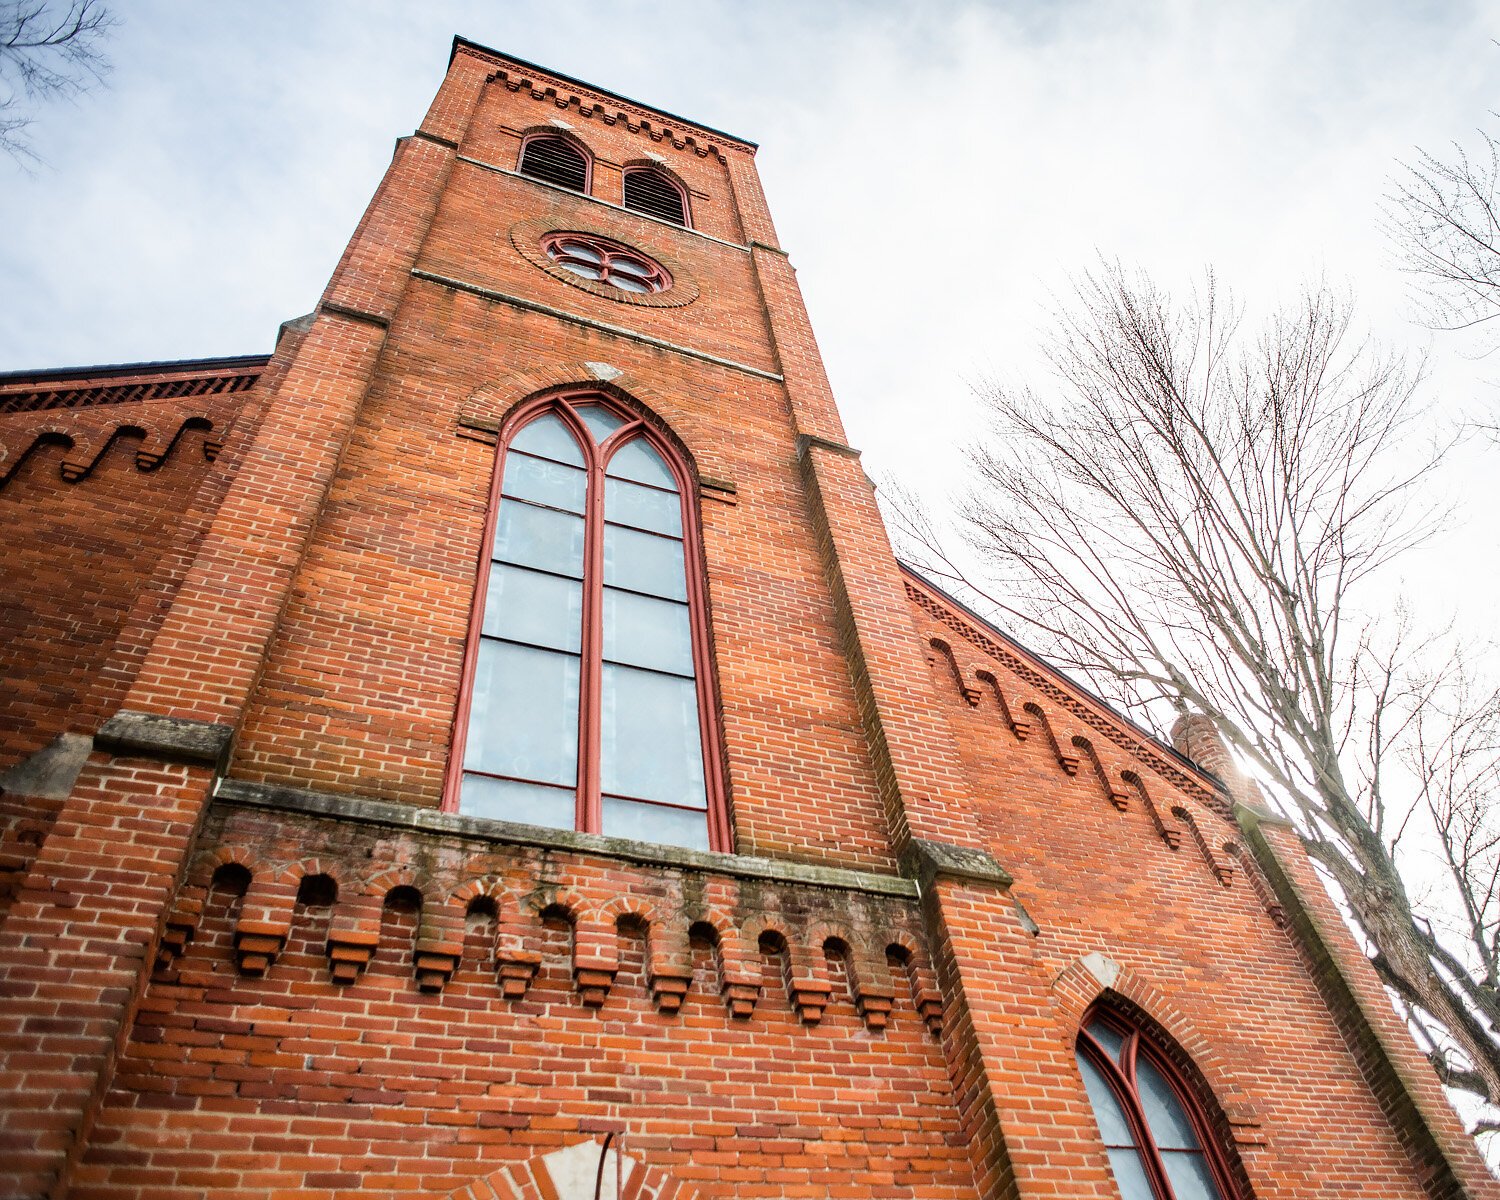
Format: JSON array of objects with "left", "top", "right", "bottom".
[
  {"left": 449, "top": 35, "right": 758, "bottom": 150},
  {"left": 0, "top": 353, "right": 272, "bottom": 388}
]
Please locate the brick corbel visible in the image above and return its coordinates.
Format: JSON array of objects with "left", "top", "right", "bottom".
[
  {"left": 154, "top": 895, "right": 202, "bottom": 974},
  {"left": 572, "top": 918, "right": 619, "bottom": 1008},
  {"left": 647, "top": 923, "right": 694, "bottom": 1014},
  {"left": 494, "top": 903, "right": 541, "bottom": 999},
  {"left": 233, "top": 874, "right": 295, "bottom": 975},
  {"left": 415, "top": 900, "right": 466, "bottom": 993},
  {"left": 326, "top": 896, "right": 382, "bottom": 985}
]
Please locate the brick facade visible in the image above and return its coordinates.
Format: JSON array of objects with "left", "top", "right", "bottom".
[{"left": 0, "top": 36, "right": 1493, "bottom": 1200}]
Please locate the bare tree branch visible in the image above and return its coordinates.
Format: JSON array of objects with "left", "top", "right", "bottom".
[
  {"left": 0, "top": 0, "right": 116, "bottom": 164},
  {"left": 894, "top": 263, "right": 1500, "bottom": 1128}
]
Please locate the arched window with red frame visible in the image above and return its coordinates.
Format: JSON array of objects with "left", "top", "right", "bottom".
[
  {"left": 1076, "top": 1007, "right": 1242, "bottom": 1200},
  {"left": 447, "top": 391, "right": 729, "bottom": 854}
]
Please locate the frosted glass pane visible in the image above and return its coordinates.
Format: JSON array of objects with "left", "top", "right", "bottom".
[
  {"left": 510, "top": 413, "right": 583, "bottom": 465},
  {"left": 560, "top": 242, "right": 602, "bottom": 263},
  {"left": 610, "top": 274, "right": 651, "bottom": 293},
  {"left": 494, "top": 501, "right": 584, "bottom": 578},
  {"left": 1106, "top": 1149, "right": 1155, "bottom": 1200},
  {"left": 464, "top": 641, "right": 579, "bottom": 787},
  {"left": 612, "top": 258, "right": 651, "bottom": 277},
  {"left": 606, "top": 437, "right": 677, "bottom": 488},
  {"left": 1086, "top": 1020, "right": 1127, "bottom": 1064},
  {"left": 601, "top": 663, "right": 706, "bottom": 807},
  {"left": 560, "top": 261, "right": 602, "bottom": 280},
  {"left": 1137, "top": 1058, "right": 1201, "bottom": 1151},
  {"left": 602, "top": 797, "right": 710, "bottom": 851},
  {"left": 501, "top": 452, "right": 586, "bottom": 513},
  {"left": 1161, "top": 1151, "right": 1224, "bottom": 1200},
  {"left": 483, "top": 565, "right": 582, "bottom": 652},
  {"left": 1077, "top": 1052, "right": 1136, "bottom": 1148},
  {"left": 604, "top": 525, "right": 687, "bottom": 600},
  {"left": 575, "top": 405, "right": 627, "bottom": 443},
  {"left": 460, "top": 774, "right": 576, "bottom": 830},
  {"left": 606, "top": 476, "right": 682, "bottom": 536},
  {"left": 603, "top": 588, "right": 693, "bottom": 675}
]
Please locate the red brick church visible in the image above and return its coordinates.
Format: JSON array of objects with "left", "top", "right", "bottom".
[{"left": 0, "top": 36, "right": 1491, "bottom": 1200}]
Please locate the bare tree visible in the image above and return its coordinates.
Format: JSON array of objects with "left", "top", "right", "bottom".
[
  {"left": 1389, "top": 130, "right": 1500, "bottom": 339},
  {"left": 1, "top": 0, "right": 115, "bottom": 163},
  {"left": 895, "top": 263, "right": 1500, "bottom": 1125}
]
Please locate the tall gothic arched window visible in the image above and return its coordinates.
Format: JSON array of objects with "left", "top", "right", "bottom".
[
  {"left": 1076, "top": 1008, "right": 1239, "bottom": 1200},
  {"left": 447, "top": 392, "right": 728, "bottom": 854}
]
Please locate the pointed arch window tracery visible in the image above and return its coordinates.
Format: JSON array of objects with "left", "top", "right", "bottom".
[
  {"left": 446, "top": 392, "right": 728, "bottom": 854},
  {"left": 1076, "top": 1007, "right": 1240, "bottom": 1200}
]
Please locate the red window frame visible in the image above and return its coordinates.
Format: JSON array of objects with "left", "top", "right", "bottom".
[
  {"left": 1076, "top": 1005, "right": 1242, "bottom": 1200},
  {"left": 444, "top": 390, "right": 731, "bottom": 854},
  {"left": 621, "top": 165, "right": 692, "bottom": 228},
  {"left": 517, "top": 131, "right": 594, "bottom": 194},
  {"left": 540, "top": 231, "right": 673, "bottom": 294}
]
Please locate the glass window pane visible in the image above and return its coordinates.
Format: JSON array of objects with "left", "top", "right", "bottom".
[
  {"left": 560, "top": 261, "right": 603, "bottom": 280},
  {"left": 574, "top": 404, "right": 627, "bottom": 443},
  {"left": 605, "top": 437, "right": 677, "bottom": 489},
  {"left": 605, "top": 476, "right": 683, "bottom": 536},
  {"left": 1086, "top": 1019, "right": 1128, "bottom": 1065},
  {"left": 1136, "top": 1058, "right": 1202, "bottom": 1151},
  {"left": 483, "top": 565, "right": 582, "bottom": 652},
  {"left": 609, "top": 274, "right": 651, "bottom": 293},
  {"left": 602, "top": 797, "right": 709, "bottom": 852},
  {"left": 501, "top": 451, "right": 586, "bottom": 513},
  {"left": 494, "top": 500, "right": 585, "bottom": 578},
  {"left": 1161, "top": 1151, "right": 1224, "bottom": 1200},
  {"left": 1105, "top": 1149, "right": 1156, "bottom": 1200},
  {"left": 460, "top": 774, "right": 576, "bottom": 831},
  {"left": 609, "top": 257, "right": 651, "bottom": 277},
  {"left": 603, "top": 587, "right": 694, "bottom": 675},
  {"left": 604, "top": 524, "right": 687, "bottom": 600},
  {"left": 560, "top": 243, "right": 603, "bottom": 263},
  {"left": 463, "top": 640, "right": 579, "bottom": 787},
  {"left": 510, "top": 413, "right": 584, "bottom": 466},
  {"left": 1077, "top": 1051, "right": 1137, "bottom": 1148},
  {"left": 601, "top": 663, "right": 707, "bottom": 807}
]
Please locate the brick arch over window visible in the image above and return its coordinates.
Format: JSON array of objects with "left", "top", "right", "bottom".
[
  {"left": 441, "top": 1138, "right": 702, "bottom": 1200},
  {"left": 517, "top": 129, "right": 593, "bottom": 193},
  {"left": 445, "top": 388, "right": 729, "bottom": 853}
]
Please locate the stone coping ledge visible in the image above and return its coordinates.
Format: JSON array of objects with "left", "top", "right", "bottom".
[
  {"left": 96, "top": 710, "right": 234, "bottom": 770},
  {"left": 213, "top": 778, "right": 919, "bottom": 900}
]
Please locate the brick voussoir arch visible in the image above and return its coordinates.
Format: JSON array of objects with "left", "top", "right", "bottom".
[
  {"left": 459, "top": 372, "right": 704, "bottom": 466},
  {"left": 1050, "top": 952, "right": 1264, "bottom": 1131},
  {"left": 440, "top": 1139, "right": 704, "bottom": 1200}
]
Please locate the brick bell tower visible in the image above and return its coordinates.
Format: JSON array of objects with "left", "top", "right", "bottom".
[{"left": 0, "top": 36, "right": 1494, "bottom": 1200}]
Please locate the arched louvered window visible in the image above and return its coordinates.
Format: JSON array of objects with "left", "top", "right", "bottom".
[
  {"left": 622, "top": 167, "right": 689, "bottom": 227},
  {"left": 518, "top": 134, "right": 590, "bottom": 193},
  {"left": 448, "top": 393, "right": 728, "bottom": 853},
  {"left": 1076, "top": 1010, "right": 1239, "bottom": 1200}
]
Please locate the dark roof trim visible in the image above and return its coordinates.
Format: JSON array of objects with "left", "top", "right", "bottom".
[
  {"left": 898, "top": 561, "right": 1227, "bottom": 793},
  {"left": 450, "top": 35, "right": 758, "bottom": 150},
  {"left": 0, "top": 354, "right": 271, "bottom": 388}
]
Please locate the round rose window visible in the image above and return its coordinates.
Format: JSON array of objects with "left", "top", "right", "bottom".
[{"left": 540, "top": 232, "right": 671, "bottom": 295}]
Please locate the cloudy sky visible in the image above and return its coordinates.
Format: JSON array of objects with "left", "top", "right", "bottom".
[{"left": 3, "top": 0, "right": 1498, "bottom": 630}]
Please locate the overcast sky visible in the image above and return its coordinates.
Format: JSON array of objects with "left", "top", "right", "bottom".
[{"left": 3, "top": 0, "right": 1497, "bottom": 632}]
